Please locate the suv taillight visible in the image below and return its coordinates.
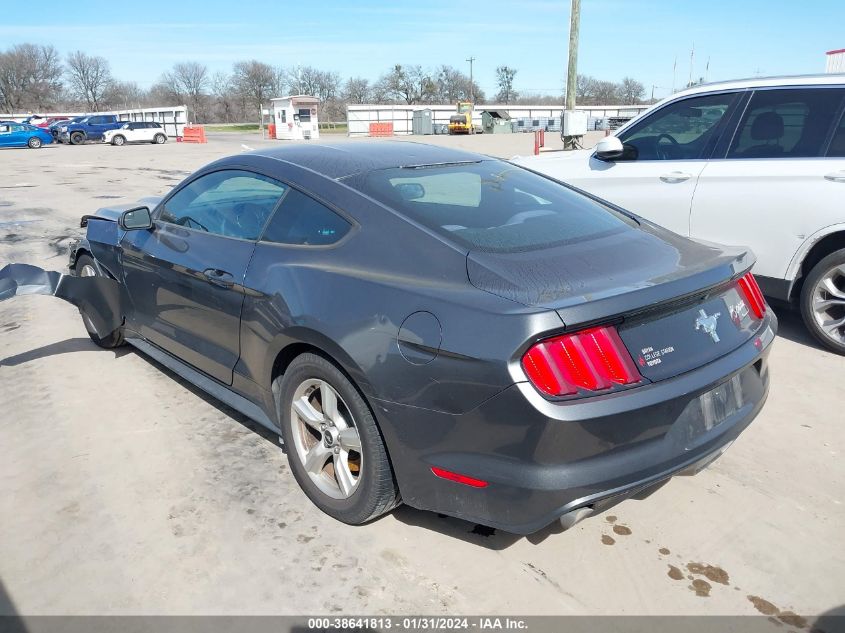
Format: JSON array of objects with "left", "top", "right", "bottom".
[
  {"left": 737, "top": 272, "right": 766, "bottom": 319},
  {"left": 521, "top": 325, "right": 642, "bottom": 398}
]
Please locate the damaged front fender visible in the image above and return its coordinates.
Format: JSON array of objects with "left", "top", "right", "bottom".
[{"left": 0, "top": 263, "right": 124, "bottom": 339}]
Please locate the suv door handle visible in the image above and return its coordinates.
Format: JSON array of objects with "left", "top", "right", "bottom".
[
  {"left": 824, "top": 171, "right": 845, "bottom": 183},
  {"left": 660, "top": 171, "right": 692, "bottom": 183},
  {"left": 202, "top": 268, "right": 235, "bottom": 288}
]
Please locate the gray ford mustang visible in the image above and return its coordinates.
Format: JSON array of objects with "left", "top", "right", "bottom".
[{"left": 61, "top": 142, "right": 775, "bottom": 534}]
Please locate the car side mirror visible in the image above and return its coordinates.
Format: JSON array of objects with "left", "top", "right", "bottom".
[
  {"left": 594, "top": 136, "right": 625, "bottom": 161},
  {"left": 119, "top": 206, "right": 153, "bottom": 230}
]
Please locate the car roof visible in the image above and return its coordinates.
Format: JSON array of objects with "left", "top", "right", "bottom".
[
  {"left": 248, "top": 141, "right": 489, "bottom": 180},
  {"left": 664, "top": 73, "right": 844, "bottom": 100}
]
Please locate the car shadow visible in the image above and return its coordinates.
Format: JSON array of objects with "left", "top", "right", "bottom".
[
  {"left": 128, "top": 346, "right": 283, "bottom": 448},
  {"left": 771, "top": 305, "right": 828, "bottom": 351},
  {"left": 0, "top": 337, "right": 131, "bottom": 367}
]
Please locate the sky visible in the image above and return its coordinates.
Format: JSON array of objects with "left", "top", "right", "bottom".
[{"left": 2, "top": 0, "right": 843, "bottom": 101}]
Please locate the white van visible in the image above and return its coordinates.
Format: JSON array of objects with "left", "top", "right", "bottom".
[{"left": 515, "top": 75, "right": 845, "bottom": 353}]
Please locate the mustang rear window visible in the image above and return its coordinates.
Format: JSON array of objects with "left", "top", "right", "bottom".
[{"left": 357, "top": 160, "right": 636, "bottom": 253}]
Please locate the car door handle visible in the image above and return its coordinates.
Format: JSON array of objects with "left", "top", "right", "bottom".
[
  {"left": 659, "top": 171, "right": 692, "bottom": 183},
  {"left": 824, "top": 171, "right": 845, "bottom": 183},
  {"left": 202, "top": 268, "right": 235, "bottom": 288}
]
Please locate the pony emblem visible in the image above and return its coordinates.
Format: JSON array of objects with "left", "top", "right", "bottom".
[{"left": 695, "top": 309, "right": 721, "bottom": 343}]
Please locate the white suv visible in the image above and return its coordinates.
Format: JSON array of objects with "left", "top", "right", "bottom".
[
  {"left": 103, "top": 121, "right": 168, "bottom": 146},
  {"left": 516, "top": 74, "right": 845, "bottom": 353}
]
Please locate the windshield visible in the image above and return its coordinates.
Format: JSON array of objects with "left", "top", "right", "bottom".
[{"left": 355, "top": 160, "right": 635, "bottom": 253}]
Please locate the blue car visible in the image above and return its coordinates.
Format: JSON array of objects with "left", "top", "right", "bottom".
[{"left": 0, "top": 122, "right": 53, "bottom": 149}]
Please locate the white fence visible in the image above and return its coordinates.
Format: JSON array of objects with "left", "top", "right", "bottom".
[
  {"left": 0, "top": 105, "right": 189, "bottom": 137},
  {"left": 347, "top": 103, "right": 649, "bottom": 136}
]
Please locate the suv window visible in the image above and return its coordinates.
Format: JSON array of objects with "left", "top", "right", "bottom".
[
  {"left": 261, "top": 189, "right": 351, "bottom": 246},
  {"left": 828, "top": 110, "right": 845, "bottom": 157},
  {"left": 159, "top": 170, "right": 287, "bottom": 240},
  {"left": 728, "top": 88, "right": 845, "bottom": 159},
  {"left": 618, "top": 92, "right": 737, "bottom": 160}
]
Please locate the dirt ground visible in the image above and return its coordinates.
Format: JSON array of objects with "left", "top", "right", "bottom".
[{"left": 0, "top": 131, "right": 843, "bottom": 620}]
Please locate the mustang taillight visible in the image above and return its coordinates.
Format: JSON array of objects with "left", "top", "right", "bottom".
[
  {"left": 737, "top": 272, "right": 766, "bottom": 319},
  {"left": 521, "top": 325, "right": 642, "bottom": 398}
]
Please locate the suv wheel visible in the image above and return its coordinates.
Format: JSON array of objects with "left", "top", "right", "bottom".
[
  {"left": 69, "top": 131, "right": 85, "bottom": 145},
  {"left": 112, "top": 135, "right": 126, "bottom": 146},
  {"left": 153, "top": 133, "right": 166, "bottom": 144},
  {"left": 800, "top": 248, "right": 845, "bottom": 354},
  {"left": 276, "top": 353, "right": 399, "bottom": 524},
  {"left": 74, "top": 254, "right": 125, "bottom": 349},
  {"left": 27, "top": 136, "right": 42, "bottom": 149}
]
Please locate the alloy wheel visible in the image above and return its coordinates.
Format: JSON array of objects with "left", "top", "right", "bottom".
[
  {"left": 290, "top": 378, "right": 363, "bottom": 499},
  {"left": 811, "top": 264, "right": 845, "bottom": 346}
]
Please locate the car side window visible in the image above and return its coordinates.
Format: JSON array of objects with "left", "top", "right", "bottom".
[
  {"left": 158, "top": 170, "right": 287, "bottom": 240},
  {"left": 261, "top": 188, "right": 351, "bottom": 246},
  {"left": 617, "top": 92, "right": 737, "bottom": 161},
  {"left": 728, "top": 88, "right": 845, "bottom": 159},
  {"left": 828, "top": 110, "right": 845, "bottom": 157}
]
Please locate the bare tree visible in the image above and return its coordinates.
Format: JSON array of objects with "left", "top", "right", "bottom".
[
  {"left": 210, "top": 71, "right": 239, "bottom": 123},
  {"left": 433, "top": 65, "right": 481, "bottom": 103},
  {"left": 495, "top": 65, "right": 518, "bottom": 104},
  {"left": 0, "top": 43, "right": 63, "bottom": 111},
  {"left": 619, "top": 76, "right": 645, "bottom": 105},
  {"left": 65, "top": 51, "right": 113, "bottom": 111},
  {"left": 591, "top": 80, "right": 619, "bottom": 104},
  {"left": 105, "top": 81, "right": 146, "bottom": 109},
  {"left": 377, "top": 64, "right": 433, "bottom": 104},
  {"left": 575, "top": 74, "right": 597, "bottom": 103},
  {"left": 232, "top": 60, "right": 276, "bottom": 124},
  {"left": 162, "top": 61, "right": 209, "bottom": 122},
  {"left": 342, "top": 77, "right": 370, "bottom": 104}
]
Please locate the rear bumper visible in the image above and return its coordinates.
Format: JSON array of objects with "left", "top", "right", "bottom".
[{"left": 375, "top": 315, "right": 776, "bottom": 534}]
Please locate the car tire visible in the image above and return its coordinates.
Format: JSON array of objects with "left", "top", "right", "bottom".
[
  {"left": 800, "top": 248, "right": 845, "bottom": 355},
  {"left": 74, "top": 254, "right": 126, "bottom": 349},
  {"left": 69, "top": 131, "right": 85, "bottom": 145},
  {"left": 153, "top": 134, "right": 166, "bottom": 144},
  {"left": 276, "top": 352, "right": 400, "bottom": 524},
  {"left": 112, "top": 135, "right": 125, "bottom": 146},
  {"left": 27, "top": 136, "right": 42, "bottom": 149}
]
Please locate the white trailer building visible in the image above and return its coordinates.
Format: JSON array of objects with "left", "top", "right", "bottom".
[
  {"left": 270, "top": 95, "right": 320, "bottom": 140},
  {"left": 346, "top": 103, "right": 648, "bottom": 136}
]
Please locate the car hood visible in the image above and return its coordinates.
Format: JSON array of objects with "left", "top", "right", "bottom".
[
  {"left": 466, "top": 221, "right": 754, "bottom": 326},
  {"left": 511, "top": 148, "right": 593, "bottom": 167}
]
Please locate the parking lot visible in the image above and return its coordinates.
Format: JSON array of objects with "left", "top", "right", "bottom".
[{"left": 0, "top": 132, "right": 843, "bottom": 619}]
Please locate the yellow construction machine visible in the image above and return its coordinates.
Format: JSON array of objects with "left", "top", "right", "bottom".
[{"left": 448, "top": 101, "right": 476, "bottom": 134}]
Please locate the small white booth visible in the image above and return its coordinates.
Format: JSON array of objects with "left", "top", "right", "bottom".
[{"left": 271, "top": 95, "right": 320, "bottom": 140}]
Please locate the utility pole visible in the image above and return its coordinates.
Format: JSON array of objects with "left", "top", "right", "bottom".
[
  {"left": 466, "top": 56, "right": 475, "bottom": 103},
  {"left": 563, "top": 0, "right": 581, "bottom": 150}
]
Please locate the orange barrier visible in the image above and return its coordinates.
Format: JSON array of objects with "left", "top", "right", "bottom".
[
  {"left": 268, "top": 123, "right": 276, "bottom": 138},
  {"left": 369, "top": 122, "right": 393, "bottom": 137},
  {"left": 181, "top": 125, "right": 207, "bottom": 144}
]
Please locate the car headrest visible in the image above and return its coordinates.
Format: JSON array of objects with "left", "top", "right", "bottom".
[{"left": 750, "top": 111, "right": 784, "bottom": 141}]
